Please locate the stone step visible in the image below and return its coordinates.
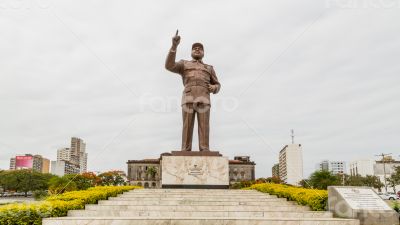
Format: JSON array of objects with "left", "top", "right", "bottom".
[
  {"left": 110, "top": 196, "right": 285, "bottom": 202},
  {"left": 84, "top": 204, "right": 311, "bottom": 211},
  {"left": 43, "top": 217, "right": 360, "bottom": 225},
  {"left": 68, "top": 209, "right": 333, "bottom": 218},
  {"left": 124, "top": 191, "right": 264, "bottom": 194},
  {"left": 98, "top": 200, "right": 297, "bottom": 206},
  {"left": 130, "top": 189, "right": 258, "bottom": 192},
  {"left": 125, "top": 190, "right": 263, "bottom": 193},
  {"left": 121, "top": 193, "right": 275, "bottom": 198},
  {"left": 42, "top": 189, "right": 359, "bottom": 225}
]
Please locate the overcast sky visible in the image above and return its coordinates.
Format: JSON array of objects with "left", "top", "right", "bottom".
[{"left": 1, "top": 0, "right": 399, "bottom": 178}]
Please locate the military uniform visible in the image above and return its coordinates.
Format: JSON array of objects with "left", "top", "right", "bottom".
[{"left": 165, "top": 49, "right": 220, "bottom": 151}]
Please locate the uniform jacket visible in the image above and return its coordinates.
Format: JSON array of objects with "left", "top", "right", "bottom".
[{"left": 165, "top": 50, "right": 221, "bottom": 105}]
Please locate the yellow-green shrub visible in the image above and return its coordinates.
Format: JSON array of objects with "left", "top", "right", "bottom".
[
  {"left": 0, "top": 186, "right": 141, "bottom": 225},
  {"left": 47, "top": 186, "right": 135, "bottom": 204},
  {"left": 247, "top": 183, "right": 328, "bottom": 211}
]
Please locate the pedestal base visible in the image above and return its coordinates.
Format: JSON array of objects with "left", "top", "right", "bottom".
[
  {"left": 161, "top": 155, "right": 229, "bottom": 189},
  {"left": 170, "top": 151, "right": 222, "bottom": 156}
]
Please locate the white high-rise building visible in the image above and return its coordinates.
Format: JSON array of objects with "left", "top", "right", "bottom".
[
  {"left": 316, "top": 160, "right": 346, "bottom": 174},
  {"left": 374, "top": 158, "right": 400, "bottom": 193},
  {"left": 279, "top": 144, "right": 303, "bottom": 185},
  {"left": 51, "top": 160, "right": 80, "bottom": 176},
  {"left": 330, "top": 161, "right": 346, "bottom": 174},
  {"left": 80, "top": 152, "right": 88, "bottom": 173},
  {"left": 349, "top": 159, "right": 375, "bottom": 177},
  {"left": 71, "top": 137, "right": 87, "bottom": 173},
  {"left": 55, "top": 138, "right": 88, "bottom": 174},
  {"left": 57, "top": 148, "right": 71, "bottom": 161}
]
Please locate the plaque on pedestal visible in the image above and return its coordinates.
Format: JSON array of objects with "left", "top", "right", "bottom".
[
  {"left": 328, "top": 186, "right": 399, "bottom": 225},
  {"left": 161, "top": 152, "right": 229, "bottom": 189}
]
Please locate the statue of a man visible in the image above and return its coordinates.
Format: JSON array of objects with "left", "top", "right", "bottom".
[{"left": 165, "top": 31, "right": 221, "bottom": 152}]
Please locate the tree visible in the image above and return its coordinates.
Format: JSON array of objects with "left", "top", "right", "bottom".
[
  {"left": 384, "top": 166, "right": 400, "bottom": 193},
  {"left": 64, "top": 173, "right": 100, "bottom": 190},
  {"left": 308, "top": 170, "right": 341, "bottom": 190},
  {"left": 344, "top": 174, "right": 365, "bottom": 186},
  {"left": 146, "top": 167, "right": 157, "bottom": 181},
  {"left": 299, "top": 179, "right": 311, "bottom": 188},
  {"left": 98, "top": 171, "right": 126, "bottom": 186},
  {"left": 264, "top": 177, "right": 283, "bottom": 184},
  {"left": 364, "top": 175, "right": 384, "bottom": 191},
  {"left": 0, "top": 170, "right": 3, "bottom": 192},
  {"left": 48, "top": 176, "right": 77, "bottom": 194},
  {"left": 386, "top": 177, "right": 398, "bottom": 193},
  {"left": 0, "top": 170, "right": 53, "bottom": 196},
  {"left": 82, "top": 172, "right": 101, "bottom": 186}
]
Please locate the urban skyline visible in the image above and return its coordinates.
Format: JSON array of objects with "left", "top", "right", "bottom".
[
  {"left": 4, "top": 137, "right": 89, "bottom": 176},
  {"left": 1, "top": 135, "right": 398, "bottom": 179}
]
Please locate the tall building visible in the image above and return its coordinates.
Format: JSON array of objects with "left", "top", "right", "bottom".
[
  {"left": 57, "top": 148, "right": 71, "bottom": 161},
  {"left": 316, "top": 160, "right": 346, "bottom": 174},
  {"left": 349, "top": 159, "right": 375, "bottom": 176},
  {"left": 32, "top": 155, "right": 50, "bottom": 173},
  {"left": 80, "top": 152, "right": 88, "bottom": 173},
  {"left": 279, "top": 144, "right": 303, "bottom": 185},
  {"left": 9, "top": 154, "right": 50, "bottom": 173},
  {"left": 9, "top": 157, "right": 16, "bottom": 170},
  {"left": 56, "top": 138, "right": 88, "bottom": 173},
  {"left": 374, "top": 157, "right": 400, "bottom": 192},
  {"left": 317, "top": 160, "right": 330, "bottom": 171},
  {"left": 51, "top": 160, "right": 80, "bottom": 176},
  {"left": 272, "top": 163, "right": 280, "bottom": 178},
  {"left": 70, "top": 137, "right": 85, "bottom": 164},
  {"left": 70, "top": 137, "right": 87, "bottom": 173},
  {"left": 41, "top": 158, "right": 50, "bottom": 173},
  {"left": 350, "top": 157, "right": 400, "bottom": 192}
]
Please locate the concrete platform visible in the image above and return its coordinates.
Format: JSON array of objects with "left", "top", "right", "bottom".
[
  {"left": 97, "top": 200, "right": 297, "bottom": 206},
  {"left": 43, "top": 189, "right": 360, "bottom": 225},
  {"left": 68, "top": 210, "right": 334, "bottom": 218},
  {"left": 43, "top": 217, "right": 359, "bottom": 225},
  {"left": 83, "top": 204, "right": 311, "bottom": 211},
  {"left": 108, "top": 196, "right": 282, "bottom": 201}
]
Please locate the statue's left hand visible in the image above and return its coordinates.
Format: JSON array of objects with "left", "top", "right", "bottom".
[{"left": 208, "top": 84, "right": 217, "bottom": 93}]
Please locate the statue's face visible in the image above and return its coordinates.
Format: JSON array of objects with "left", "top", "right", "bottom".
[{"left": 191, "top": 47, "right": 204, "bottom": 60}]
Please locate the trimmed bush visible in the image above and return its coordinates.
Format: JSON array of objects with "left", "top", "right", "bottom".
[
  {"left": 392, "top": 201, "right": 399, "bottom": 213},
  {"left": 33, "top": 190, "right": 49, "bottom": 201},
  {"left": 247, "top": 183, "right": 328, "bottom": 211},
  {"left": 0, "top": 186, "right": 141, "bottom": 225}
]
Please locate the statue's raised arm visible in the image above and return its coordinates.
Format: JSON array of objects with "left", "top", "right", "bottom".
[{"left": 165, "top": 30, "right": 182, "bottom": 73}]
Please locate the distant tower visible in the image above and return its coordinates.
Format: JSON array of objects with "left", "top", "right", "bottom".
[
  {"left": 278, "top": 130, "right": 303, "bottom": 185},
  {"left": 291, "top": 129, "right": 295, "bottom": 144},
  {"left": 279, "top": 143, "right": 303, "bottom": 185}
]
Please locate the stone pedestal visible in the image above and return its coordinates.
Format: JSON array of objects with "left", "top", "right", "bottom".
[
  {"left": 161, "top": 152, "right": 229, "bottom": 189},
  {"left": 328, "top": 186, "right": 399, "bottom": 225}
]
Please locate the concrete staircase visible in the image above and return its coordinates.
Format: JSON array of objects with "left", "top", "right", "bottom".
[{"left": 43, "top": 189, "right": 360, "bottom": 225}]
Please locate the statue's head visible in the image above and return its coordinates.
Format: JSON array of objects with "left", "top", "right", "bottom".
[{"left": 191, "top": 42, "right": 204, "bottom": 60}]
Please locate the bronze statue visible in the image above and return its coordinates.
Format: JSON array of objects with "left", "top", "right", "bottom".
[{"left": 165, "top": 30, "right": 221, "bottom": 152}]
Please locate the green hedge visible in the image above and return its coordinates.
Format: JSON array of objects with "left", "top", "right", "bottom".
[
  {"left": 0, "top": 186, "right": 141, "bottom": 225},
  {"left": 247, "top": 183, "right": 328, "bottom": 211}
]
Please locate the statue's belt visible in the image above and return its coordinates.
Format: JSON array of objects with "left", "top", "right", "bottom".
[{"left": 184, "top": 81, "right": 209, "bottom": 89}]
